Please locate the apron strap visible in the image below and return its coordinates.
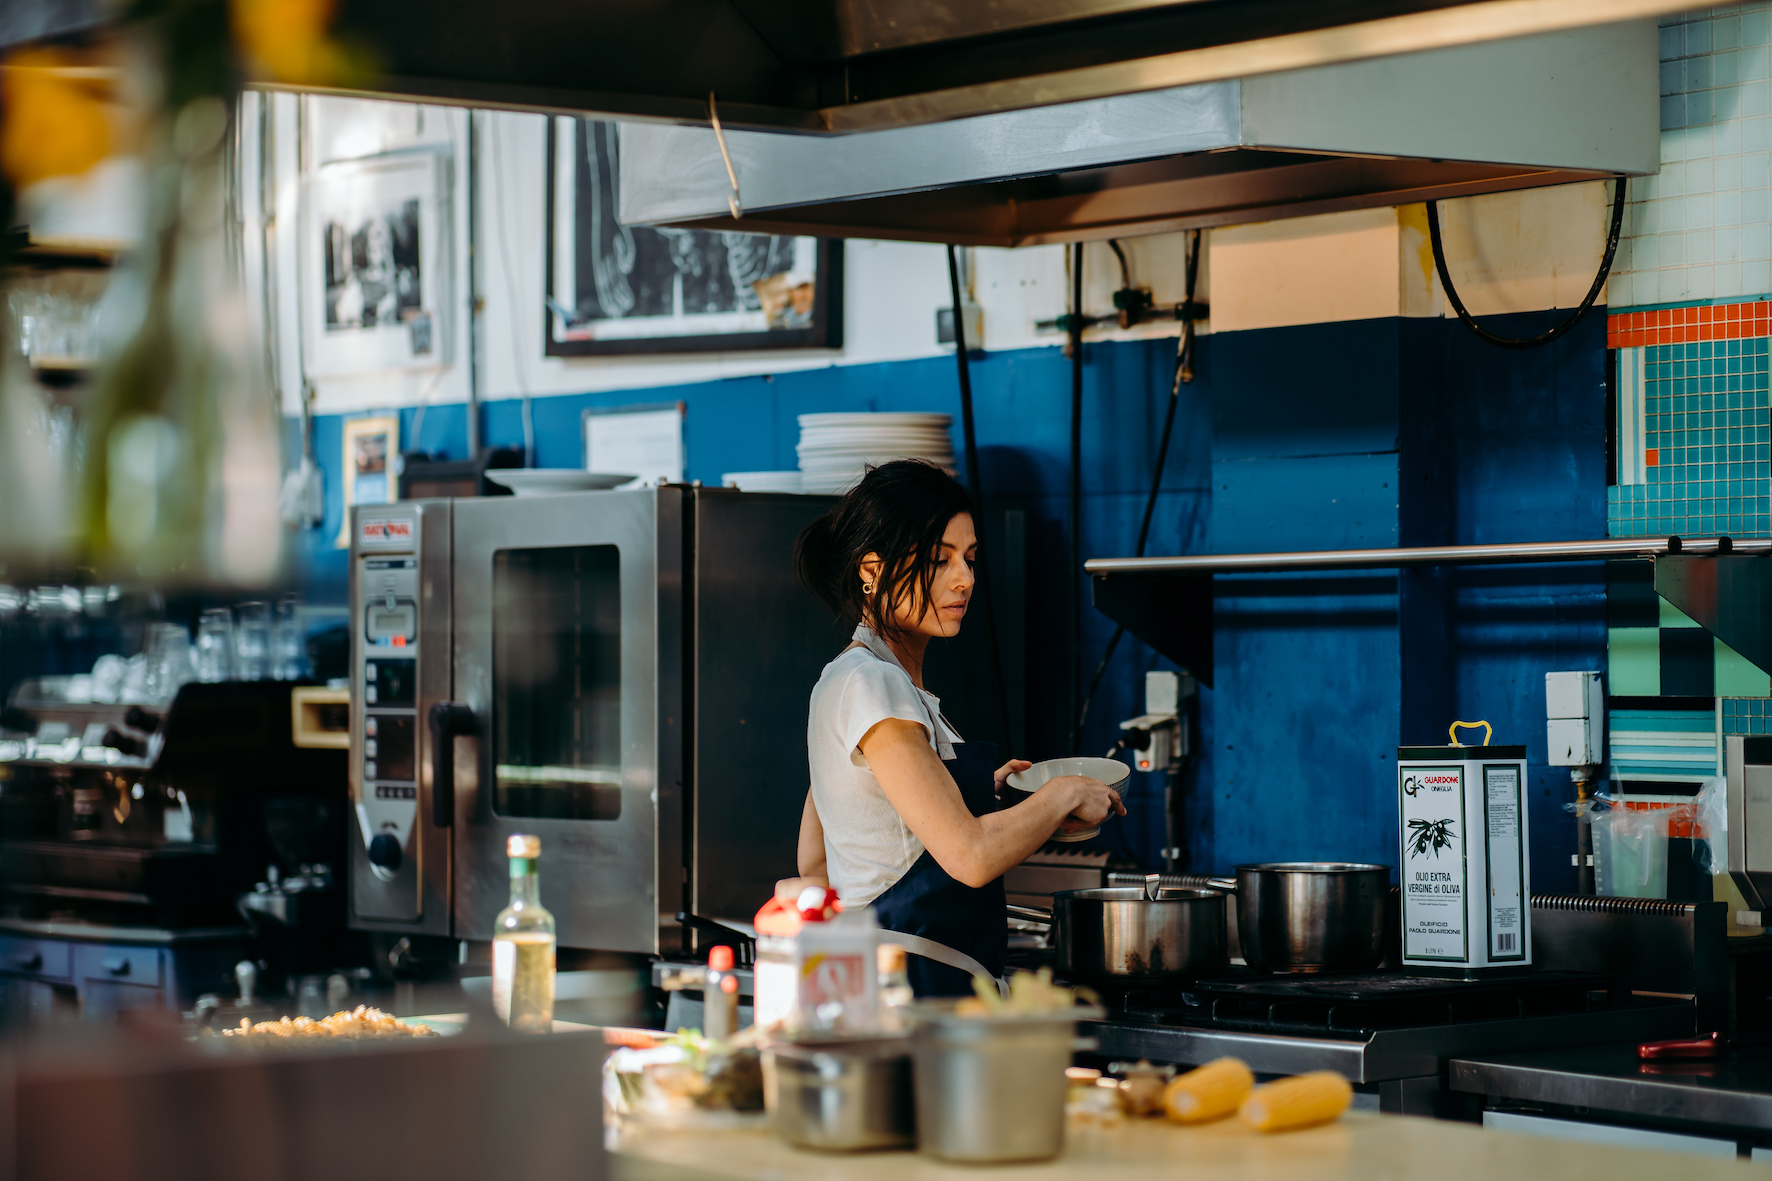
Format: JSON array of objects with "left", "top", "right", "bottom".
[{"left": 890, "top": 933, "right": 1010, "bottom": 998}]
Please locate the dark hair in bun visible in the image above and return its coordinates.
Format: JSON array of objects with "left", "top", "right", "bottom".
[{"left": 794, "top": 459, "right": 976, "bottom": 638}]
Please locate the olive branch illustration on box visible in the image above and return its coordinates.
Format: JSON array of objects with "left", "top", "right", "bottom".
[{"left": 1407, "top": 817, "right": 1456, "bottom": 858}]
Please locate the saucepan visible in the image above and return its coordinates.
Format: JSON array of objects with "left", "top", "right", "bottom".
[
  {"left": 1045, "top": 875, "right": 1228, "bottom": 983},
  {"left": 1205, "top": 862, "right": 1390, "bottom": 974}
]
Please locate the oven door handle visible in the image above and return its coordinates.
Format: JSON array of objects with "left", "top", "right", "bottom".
[{"left": 428, "top": 702, "right": 477, "bottom": 828}]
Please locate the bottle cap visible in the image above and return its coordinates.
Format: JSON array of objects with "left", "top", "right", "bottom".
[
  {"left": 708, "top": 945, "right": 734, "bottom": 971},
  {"left": 507, "top": 834, "right": 541, "bottom": 859}
]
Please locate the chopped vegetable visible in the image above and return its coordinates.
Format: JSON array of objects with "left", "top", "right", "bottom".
[
  {"left": 955, "top": 967, "right": 1096, "bottom": 1018},
  {"left": 1162, "top": 1057, "right": 1254, "bottom": 1124},
  {"left": 1238, "top": 1071, "right": 1353, "bottom": 1133},
  {"left": 1116, "top": 1061, "right": 1172, "bottom": 1117}
]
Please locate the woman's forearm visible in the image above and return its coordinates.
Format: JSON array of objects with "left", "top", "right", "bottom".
[
  {"left": 797, "top": 790, "right": 828, "bottom": 879},
  {"left": 861, "top": 719, "right": 1082, "bottom": 889}
]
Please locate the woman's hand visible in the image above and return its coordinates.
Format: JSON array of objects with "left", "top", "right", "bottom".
[
  {"left": 993, "top": 758, "right": 1033, "bottom": 795},
  {"left": 1042, "top": 774, "right": 1126, "bottom": 828},
  {"left": 775, "top": 875, "right": 829, "bottom": 904}
]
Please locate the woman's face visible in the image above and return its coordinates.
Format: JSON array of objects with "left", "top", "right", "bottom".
[{"left": 864, "top": 512, "right": 977, "bottom": 639}]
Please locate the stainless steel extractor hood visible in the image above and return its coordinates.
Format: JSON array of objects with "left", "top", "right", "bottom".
[{"left": 617, "top": 21, "right": 1657, "bottom": 246}]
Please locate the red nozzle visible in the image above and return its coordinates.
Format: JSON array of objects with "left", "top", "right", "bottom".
[{"left": 708, "top": 945, "right": 735, "bottom": 972}]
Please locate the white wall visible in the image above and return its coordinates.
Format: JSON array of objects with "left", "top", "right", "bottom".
[
  {"left": 1609, "top": 5, "right": 1772, "bottom": 309},
  {"left": 247, "top": 94, "right": 1620, "bottom": 418},
  {"left": 253, "top": 97, "right": 1213, "bottom": 419}
]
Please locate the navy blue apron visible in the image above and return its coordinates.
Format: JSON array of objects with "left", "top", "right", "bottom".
[{"left": 871, "top": 738, "right": 1008, "bottom": 998}]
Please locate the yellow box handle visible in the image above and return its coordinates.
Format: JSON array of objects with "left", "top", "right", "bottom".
[{"left": 1448, "top": 720, "right": 1492, "bottom": 747}]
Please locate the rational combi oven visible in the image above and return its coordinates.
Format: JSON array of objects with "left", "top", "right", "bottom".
[{"left": 347, "top": 485, "right": 845, "bottom": 953}]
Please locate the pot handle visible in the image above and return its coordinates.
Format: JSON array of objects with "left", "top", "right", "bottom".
[
  {"left": 1006, "top": 903, "right": 1052, "bottom": 922},
  {"left": 1203, "top": 877, "right": 1238, "bottom": 894},
  {"left": 1143, "top": 873, "right": 1163, "bottom": 901}
]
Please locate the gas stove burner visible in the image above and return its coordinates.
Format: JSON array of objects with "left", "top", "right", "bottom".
[{"left": 1111, "top": 970, "right": 1626, "bottom": 1038}]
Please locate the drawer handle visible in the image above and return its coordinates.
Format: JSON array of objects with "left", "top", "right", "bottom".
[
  {"left": 14, "top": 952, "right": 42, "bottom": 971},
  {"left": 102, "top": 956, "right": 130, "bottom": 976}
]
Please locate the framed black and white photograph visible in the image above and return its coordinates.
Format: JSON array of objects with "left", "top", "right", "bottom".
[
  {"left": 302, "top": 150, "right": 451, "bottom": 377},
  {"left": 544, "top": 117, "right": 842, "bottom": 357}
]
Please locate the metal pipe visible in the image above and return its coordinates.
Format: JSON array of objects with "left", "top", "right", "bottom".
[
  {"left": 465, "top": 109, "right": 482, "bottom": 458},
  {"left": 1085, "top": 536, "right": 1769, "bottom": 575},
  {"left": 1068, "top": 242, "right": 1084, "bottom": 755}
]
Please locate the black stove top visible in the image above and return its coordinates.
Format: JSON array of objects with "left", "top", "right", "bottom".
[{"left": 1101, "top": 970, "right": 1626, "bottom": 1040}]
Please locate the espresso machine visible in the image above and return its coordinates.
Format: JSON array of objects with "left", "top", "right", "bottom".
[{"left": 0, "top": 678, "right": 358, "bottom": 1015}]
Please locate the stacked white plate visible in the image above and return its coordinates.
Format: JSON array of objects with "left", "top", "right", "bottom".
[
  {"left": 796, "top": 412, "right": 957, "bottom": 495},
  {"left": 721, "top": 470, "right": 804, "bottom": 493}
]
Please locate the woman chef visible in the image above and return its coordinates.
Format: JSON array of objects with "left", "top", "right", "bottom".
[{"left": 787, "top": 460, "right": 1125, "bottom": 996}]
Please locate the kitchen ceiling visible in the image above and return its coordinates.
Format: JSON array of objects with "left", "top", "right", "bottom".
[
  {"left": 309, "top": 0, "right": 1673, "bottom": 134},
  {"left": 5, "top": 0, "right": 1681, "bottom": 137}
]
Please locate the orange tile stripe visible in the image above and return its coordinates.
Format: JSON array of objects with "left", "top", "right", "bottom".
[{"left": 1608, "top": 301, "right": 1772, "bottom": 348}]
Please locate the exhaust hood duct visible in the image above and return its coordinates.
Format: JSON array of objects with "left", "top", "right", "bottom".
[{"left": 617, "top": 22, "right": 1657, "bottom": 247}]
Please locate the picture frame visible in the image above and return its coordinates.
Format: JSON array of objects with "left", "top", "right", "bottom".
[
  {"left": 302, "top": 149, "right": 452, "bottom": 378},
  {"left": 544, "top": 116, "right": 842, "bottom": 357},
  {"left": 336, "top": 415, "right": 400, "bottom": 547}
]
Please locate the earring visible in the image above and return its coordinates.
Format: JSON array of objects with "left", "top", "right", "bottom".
[{"left": 862, "top": 581, "right": 875, "bottom": 595}]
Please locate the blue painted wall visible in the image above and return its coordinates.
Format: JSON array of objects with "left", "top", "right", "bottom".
[{"left": 288, "top": 309, "right": 1606, "bottom": 891}]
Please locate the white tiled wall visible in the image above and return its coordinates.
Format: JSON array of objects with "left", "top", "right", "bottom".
[{"left": 1610, "top": 5, "right": 1772, "bottom": 310}]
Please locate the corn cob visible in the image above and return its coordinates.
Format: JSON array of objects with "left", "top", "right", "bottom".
[
  {"left": 1162, "top": 1057, "right": 1254, "bottom": 1124},
  {"left": 1238, "top": 1071, "right": 1353, "bottom": 1133}
]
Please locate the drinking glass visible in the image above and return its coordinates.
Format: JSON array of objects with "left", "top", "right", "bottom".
[
  {"left": 196, "top": 607, "right": 234, "bottom": 682},
  {"left": 142, "top": 623, "right": 193, "bottom": 704},
  {"left": 234, "top": 601, "right": 270, "bottom": 681},
  {"left": 274, "top": 594, "right": 307, "bottom": 681}
]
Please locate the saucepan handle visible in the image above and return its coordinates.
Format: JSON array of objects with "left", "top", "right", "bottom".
[
  {"left": 1204, "top": 877, "right": 1238, "bottom": 894},
  {"left": 1639, "top": 1032, "right": 1728, "bottom": 1060},
  {"left": 1006, "top": 904, "right": 1053, "bottom": 923}
]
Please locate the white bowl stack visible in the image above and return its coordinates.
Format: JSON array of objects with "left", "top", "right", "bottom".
[{"left": 795, "top": 412, "right": 957, "bottom": 495}]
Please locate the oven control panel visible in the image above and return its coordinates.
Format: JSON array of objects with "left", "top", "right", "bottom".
[{"left": 350, "top": 507, "right": 434, "bottom": 930}]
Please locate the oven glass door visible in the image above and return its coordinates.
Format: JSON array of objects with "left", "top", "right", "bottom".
[{"left": 451, "top": 489, "right": 669, "bottom": 951}]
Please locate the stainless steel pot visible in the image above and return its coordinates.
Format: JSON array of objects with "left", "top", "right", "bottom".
[
  {"left": 1049, "top": 875, "right": 1228, "bottom": 982},
  {"left": 911, "top": 1005, "right": 1102, "bottom": 1163},
  {"left": 762, "top": 1034, "right": 915, "bottom": 1152},
  {"left": 1217, "top": 862, "right": 1390, "bottom": 973}
]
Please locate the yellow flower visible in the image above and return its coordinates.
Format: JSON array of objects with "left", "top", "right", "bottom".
[
  {"left": 232, "top": 0, "right": 348, "bottom": 85},
  {"left": 0, "top": 49, "right": 112, "bottom": 188}
]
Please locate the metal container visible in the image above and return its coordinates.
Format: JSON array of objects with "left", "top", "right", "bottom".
[
  {"left": 1050, "top": 877, "right": 1227, "bottom": 982},
  {"left": 762, "top": 1035, "right": 915, "bottom": 1152},
  {"left": 1229, "top": 862, "right": 1389, "bottom": 973},
  {"left": 911, "top": 1006, "right": 1102, "bottom": 1163}
]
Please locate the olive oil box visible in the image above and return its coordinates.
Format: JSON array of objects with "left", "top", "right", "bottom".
[{"left": 1397, "top": 743, "right": 1530, "bottom": 978}]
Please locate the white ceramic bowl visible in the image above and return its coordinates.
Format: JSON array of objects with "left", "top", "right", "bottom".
[
  {"left": 486, "top": 470, "right": 637, "bottom": 496},
  {"left": 1003, "top": 757, "right": 1130, "bottom": 843}
]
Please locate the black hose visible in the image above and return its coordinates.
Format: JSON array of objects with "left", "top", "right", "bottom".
[
  {"left": 1426, "top": 177, "right": 1626, "bottom": 350},
  {"left": 945, "top": 244, "right": 1011, "bottom": 751},
  {"left": 1069, "top": 242, "right": 1085, "bottom": 756},
  {"left": 1108, "top": 238, "right": 1131, "bottom": 290},
  {"left": 1076, "top": 229, "right": 1202, "bottom": 737}
]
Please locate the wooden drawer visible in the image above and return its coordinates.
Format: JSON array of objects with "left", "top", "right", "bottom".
[
  {"left": 0, "top": 935, "right": 71, "bottom": 982},
  {"left": 75, "top": 944, "right": 163, "bottom": 988}
]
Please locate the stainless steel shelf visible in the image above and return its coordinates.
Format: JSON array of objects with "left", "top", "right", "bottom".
[{"left": 1086, "top": 536, "right": 1768, "bottom": 576}]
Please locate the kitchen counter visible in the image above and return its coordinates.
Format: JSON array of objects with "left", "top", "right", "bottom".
[
  {"left": 1451, "top": 1044, "right": 1772, "bottom": 1133},
  {"left": 611, "top": 1109, "right": 1755, "bottom": 1181}
]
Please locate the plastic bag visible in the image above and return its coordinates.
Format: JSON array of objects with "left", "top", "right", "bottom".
[{"left": 1692, "top": 776, "right": 1727, "bottom": 875}]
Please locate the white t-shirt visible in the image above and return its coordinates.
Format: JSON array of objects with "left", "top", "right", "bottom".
[{"left": 806, "top": 626, "right": 963, "bottom": 907}]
